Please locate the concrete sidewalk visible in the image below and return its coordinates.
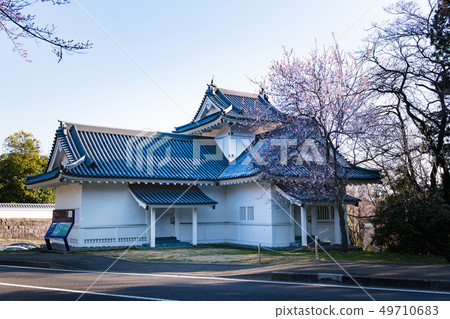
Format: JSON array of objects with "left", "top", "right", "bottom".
[
  {"left": 271, "top": 261, "right": 450, "bottom": 292},
  {"left": 0, "top": 252, "right": 449, "bottom": 292}
]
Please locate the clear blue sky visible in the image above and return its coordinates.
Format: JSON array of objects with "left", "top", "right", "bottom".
[{"left": 0, "top": 0, "right": 393, "bottom": 155}]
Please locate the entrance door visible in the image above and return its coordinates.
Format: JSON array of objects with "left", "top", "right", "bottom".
[
  {"left": 155, "top": 208, "right": 175, "bottom": 238},
  {"left": 316, "top": 206, "right": 335, "bottom": 243},
  {"left": 316, "top": 222, "right": 334, "bottom": 243}
]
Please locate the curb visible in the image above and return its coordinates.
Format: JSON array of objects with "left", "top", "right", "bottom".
[
  {"left": 0, "top": 259, "right": 71, "bottom": 270},
  {"left": 271, "top": 271, "right": 450, "bottom": 292}
]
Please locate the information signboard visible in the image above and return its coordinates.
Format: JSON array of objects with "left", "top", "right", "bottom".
[
  {"left": 44, "top": 209, "right": 75, "bottom": 251},
  {"left": 45, "top": 222, "right": 73, "bottom": 238}
]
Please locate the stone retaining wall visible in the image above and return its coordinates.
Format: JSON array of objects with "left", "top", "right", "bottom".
[{"left": 0, "top": 218, "right": 52, "bottom": 241}]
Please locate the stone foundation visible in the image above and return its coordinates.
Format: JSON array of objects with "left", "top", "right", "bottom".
[{"left": 0, "top": 218, "right": 51, "bottom": 246}]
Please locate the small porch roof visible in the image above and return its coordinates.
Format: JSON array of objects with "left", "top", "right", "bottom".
[
  {"left": 276, "top": 184, "right": 360, "bottom": 206},
  {"left": 129, "top": 184, "right": 217, "bottom": 208}
]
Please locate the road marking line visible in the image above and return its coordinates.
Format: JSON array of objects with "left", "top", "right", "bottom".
[
  {"left": 0, "top": 281, "right": 176, "bottom": 301},
  {"left": 1, "top": 264, "right": 450, "bottom": 296}
]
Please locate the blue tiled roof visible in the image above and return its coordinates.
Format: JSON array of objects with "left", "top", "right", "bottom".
[
  {"left": 62, "top": 124, "right": 229, "bottom": 181},
  {"left": 217, "top": 141, "right": 380, "bottom": 182},
  {"left": 174, "top": 112, "right": 221, "bottom": 133},
  {"left": 337, "top": 166, "right": 381, "bottom": 180},
  {"left": 263, "top": 162, "right": 381, "bottom": 181},
  {"left": 26, "top": 120, "right": 380, "bottom": 186},
  {"left": 129, "top": 184, "right": 217, "bottom": 206},
  {"left": 218, "top": 120, "right": 381, "bottom": 182},
  {"left": 24, "top": 168, "right": 61, "bottom": 185},
  {"left": 221, "top": 90, "right": 284, "bottom": 121},
  {"left": 173, "top": 87, "right": 285, "bottom": 133},
  {"left": 218, "top": 148, "right": 260, "bottom": 180},
  {"left": 277, "top": 184, "right": 360, "bottom": 204},
  {"left": 250, "top": 121, "right": 381, "bottom": 181}
]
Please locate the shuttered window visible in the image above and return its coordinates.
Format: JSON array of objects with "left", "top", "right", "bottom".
[
  {"left": 247, "top": 206, "right": 254, "bottom": 220},
  {"left": 239, "top": 206, "right": 255, "bottom": 221},
  {"left": 239, "top": 207, "right": 246, "bottom": 220},
  {"left": 317, "top": 206, "right": 334, "bottom": 220}
]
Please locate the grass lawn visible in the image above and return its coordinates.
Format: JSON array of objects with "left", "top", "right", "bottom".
[{"left": 76, "top": 244, "right": 448, "bottom": 265}]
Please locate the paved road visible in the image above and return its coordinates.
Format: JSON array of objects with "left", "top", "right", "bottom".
[{"left": 1, "top": 265, "right": 449, "bottom": 301}]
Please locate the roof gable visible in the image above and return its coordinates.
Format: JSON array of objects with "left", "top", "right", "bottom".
[
  {"left": 174, "top": 84, "right": 285, "bottom": 133},
  {"left": 194, "top": 96, "right": 222, "bottom": 122},
  {"left": 46, "top": 139, "right": 66, "bottom": 172},
  {"left": 45, "top": 125, "right": 76, "bottom": 173}
]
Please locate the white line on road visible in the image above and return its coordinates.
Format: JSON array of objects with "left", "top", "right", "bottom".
[
  {"left": 0, "top": 281, "right": 176, "bottom": 301},
  {"left": 1, "top": 264, "right": 449, "bottom": 296}
]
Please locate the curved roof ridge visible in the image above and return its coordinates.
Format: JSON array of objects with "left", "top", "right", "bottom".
[
  {"left": 63, "top": 121, "right": 154, "bottom": 137},
  {"left": 61, "top": 121, "right": 211, "bottom": 141},
  {"left": 216, "top": 87, "right": 260, "bottom": 99}
]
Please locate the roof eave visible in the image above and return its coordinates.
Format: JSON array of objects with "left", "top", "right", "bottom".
[
  {"left": 24, "top": 175, "right": 62, "bottom": 189},
  {"left": 147, "top": 204, "right": 216, "bottom": 208},
  {"left": 174, "top": 116, "right": 224, "bottom": 134},
  {"left": 346, "top": 178, "right": 382, "bottom": 185},
  {"left": 275, "top": 185, "right": 361, "bottom": 206},
  {"left": 62, "top": 175, "right": 218, "bottom": 186},
  {"left": 217, "top": 173, "right": 260, "bottom": 185}
]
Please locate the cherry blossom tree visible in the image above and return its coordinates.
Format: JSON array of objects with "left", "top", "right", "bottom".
[
  {"left": 259, "top": 42, "right": 380, "bottom": 252},
  {"left": 0, "top": 0, "right": 91, "bottom": 61}
]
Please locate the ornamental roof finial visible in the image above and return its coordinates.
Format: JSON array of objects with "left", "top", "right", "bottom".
[
  {"left": 207, "top": 76, "right": 216, "bottom": 93},
  {"left": 259, "top": 87, "right": 269, "bottom": 102}
]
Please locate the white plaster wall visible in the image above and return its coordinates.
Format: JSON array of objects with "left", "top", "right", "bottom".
[
  {"left": 81, "top": 183, "right": 145, "bottom": 226},
  {"left": 178, "top": 207, "right": 194, "bottom": 242},
  {"left": 293, "top": 205, "right": 313, "bottom": 240},
  {"left": 55, "top": 183, "right": 82, "bottom": 211},
  {"left": 179, "top": 185, "right": 228, "bottom": 243},
  {"left": 271, "top": 188, "right": 294, "bottom": 247},
  {"left": 78, "top": 183, "right": 147, "bottom": 247},
  {"left": 54, "top": 183, "right": 82, "bottom": 246},
  {"left": 215, "top": 133, "right": 254, "bottom": 161},
  {"left": 179, "top": 183, "right": 275, "bottom": 246},
  {"left": 198, "top": 185, "right": 228, "bottom": 243},
  {"left": 0, "top": 207, "right": 53, "bottom": 219},
  {"left": 224, "top": 182, "right": 273, "bottom": 246},
  {"left": 200, "top": 124, "right": 229, "bottom": 137},
  {"left": 54, "top": 181, "right": 346, "bottom": 248}
]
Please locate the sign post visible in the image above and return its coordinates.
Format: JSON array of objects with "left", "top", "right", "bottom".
[{"left": 44, "top": 209, "right": 75, "bottom": 251}]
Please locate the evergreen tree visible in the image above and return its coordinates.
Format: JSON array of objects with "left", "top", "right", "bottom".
[{"left": 0, "top": 131, "right": 54, "bottom": 203}]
